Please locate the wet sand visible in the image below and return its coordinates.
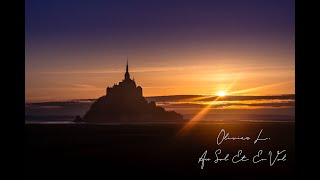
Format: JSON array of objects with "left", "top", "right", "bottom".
[{"left": 25, "top": 122, "right": 294, "bottom": 178}]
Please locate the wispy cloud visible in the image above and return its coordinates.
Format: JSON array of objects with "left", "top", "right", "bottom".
[
  {"left": 161, "top": 101, "right": 295, "bottom": 108},
  {"left": 145, "top": 94, "right": 295, "bottom": 102},
  {"left": 58, "top": 83, "right": 98, "bottom": 88},
  {"left": 26, "top": 94, "right": 295, "bottom": 109},
  {"left": 33, "top": 66, "right": 191, "bottom": 74},
  {"left": 31, "top": 64, "right": 293, "bottom": 75}
]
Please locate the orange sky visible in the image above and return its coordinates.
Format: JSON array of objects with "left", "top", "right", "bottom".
[
  {"left": 26, "top": 53, "right": 294, "bottom": 102},
  {"left": 25, "top": 0, "right": 294, "bottom": 102}
]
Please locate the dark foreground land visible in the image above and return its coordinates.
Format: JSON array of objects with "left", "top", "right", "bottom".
[{"left": 25, "top": 122, "right": 294, "bottom": 178}]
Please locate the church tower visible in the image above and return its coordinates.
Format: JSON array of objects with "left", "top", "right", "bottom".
[{"left": 124, "top": 58, "right": 130, "bottom": 80}]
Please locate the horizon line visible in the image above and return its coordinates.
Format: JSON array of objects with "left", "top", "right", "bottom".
[{"left": 25, "top": 93, "right": 295, "bottom": 103}]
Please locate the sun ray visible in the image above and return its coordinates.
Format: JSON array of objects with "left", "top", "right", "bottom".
[
  {"left": 177, "top": 79, "right": 237, "bottom": 136},
  {"left": 230, "top": 81, "right": 293, "bottom": 95},
  {"left": 178, "top": 95, "right": 216, "bottom": 103},
  {"left": 177, "top": 96, "right": 220, "bottom": 135},
  {"left": 176, "top": 78, "right": 292, "bottom": 136}
]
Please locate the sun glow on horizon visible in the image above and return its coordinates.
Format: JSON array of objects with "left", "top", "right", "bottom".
[{"left": 217, "top": 91, "right": 227, "bottom": 97}]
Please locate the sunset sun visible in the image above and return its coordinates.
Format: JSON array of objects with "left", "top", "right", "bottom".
[{"left": 217, "top": 91, "right": 227, "bottom": 97}]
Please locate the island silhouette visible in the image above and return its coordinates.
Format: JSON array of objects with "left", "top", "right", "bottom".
[{"left": 74, "top": 60, "right": 183, "bottom": 123}]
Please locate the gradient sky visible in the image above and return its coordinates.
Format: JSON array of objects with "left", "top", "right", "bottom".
[{"left": 26, "top": 0, "right": 295, "bottom": 102}]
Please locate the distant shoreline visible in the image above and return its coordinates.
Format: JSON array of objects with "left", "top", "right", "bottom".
[{"left": 25, "top": 119, "right": 295, "bottom": 125}]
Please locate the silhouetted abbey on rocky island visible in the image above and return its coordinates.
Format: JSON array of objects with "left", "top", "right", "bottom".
[{"left": 75, "top": 60, "right": 183, "bottom": 123}]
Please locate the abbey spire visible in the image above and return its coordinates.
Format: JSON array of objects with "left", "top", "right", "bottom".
[{"left": 124, "top": 57, "right": 130, "bottom": 80}]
